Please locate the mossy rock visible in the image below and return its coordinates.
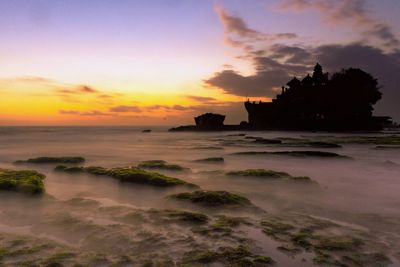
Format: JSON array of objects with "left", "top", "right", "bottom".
[
  {"left": 285, "top": 141, "right": 342, "bottom": 148},
  {"left": 315, "top": 236, "right": 363, "bottom": 251},
  {"left": 194, "top": 157, "right": 224, "bottom": 163},
  {"left": 252, "top": 138, "right": 282, "bottom": 144},
  {"left": 170, "top": 190, "right": 251, "bottom": 207},
  {"left": 138, "top": 160, "right": 186, "bottom": 171},
  {"left": 163, "top": 210, "right": 209, "bottom": 224},
  {"left": 335, "top": 135, "right": 400, "bottom": 145},
  {"left": 180, "top": 246, "right": 272, "bottom": 266},
  {"left": 54, "top": 165, "right": 85, "bottom": 173},
  {"left": 226, "top": 169, "right": 289, "bottom": 178},
  {"left": 55, "top": 165, "right": 197, "bottom": 188},
  {"left": 15, "top": 156, "right": 85, "bottom": 164},
  {"left": 0, "top": 168, "right": 45, "bottom": 194},
  {"left": 342, "top": 252, "right": 391, "bottom": 267},
  {"left": 374, "top": 145, "right": 400, "bottom": 149},
  {"left": 261, "top": 219, "right": 295, "bottom": 239},
  {"left": 180, "top": 249, "right": 220, "bottom": 264},
  {"left": 108, "top": 167, "right": 194, "bottom": 187},
  {"left": 226, "top": 169, "right": 314, "bottom": 183},
  {"left": 234, "top": 150, "right": 349, "bottom": 158}
]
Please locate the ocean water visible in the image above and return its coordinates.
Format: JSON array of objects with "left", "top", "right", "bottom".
[{"left": 0, "top": 126, "right": 399, "bottom": 266}]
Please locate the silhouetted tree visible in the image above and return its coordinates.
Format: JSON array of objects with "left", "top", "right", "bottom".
[{"left": 325, "top": 68, "right": 382, "bottom": 120}]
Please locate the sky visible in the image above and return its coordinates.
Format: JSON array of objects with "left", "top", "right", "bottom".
[{"left": 0, "top": 0, "right": 399, "bottom": 125}]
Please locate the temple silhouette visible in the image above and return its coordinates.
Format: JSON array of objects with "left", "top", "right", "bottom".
[
  {"left": 170, "top": 64, "right": 392, "bottom": 131},
  {"left": 245, "top": 63, "right": 391, "bottom": 130}
]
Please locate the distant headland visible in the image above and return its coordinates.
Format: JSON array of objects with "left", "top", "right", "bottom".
[{"left": 169, "top": 64, "right": 393, "bottom": 132}]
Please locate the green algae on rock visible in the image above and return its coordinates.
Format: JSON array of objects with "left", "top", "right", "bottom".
[
  {"left": 179, "top": 245, "right": 272, "bottom": 266},
  {"left": 194, "top": 157, "right": 224, "bottom": 163},
  {"left": 226, "top": 169, "right": 314, "bottom": 183},
  {"left": 284, "top": 141, "right": 342, "bottom": 148},
  {"left": 227, "top": 169, "right": 289, "bottom": 178},
  {"left": 54, "top": 165, "right": 196, "bottom": 187},
  {"left": 162, "top": 210, "right": 209, "bottom": 224},
  {"left": 15, "top": 156, "right": 85, "bottom": 164},
  {"left": 334, "top": 135, "right": 400, "bottom": 145},
  {"left": 169, "top": 190, "right": 251, "bottom": 207},
  {"left": 0, "top": 168, "right": 45, "bottom": 194},
  {"left": 138, "top": 160, "right": 186, "bottom": 171},
  {"left": 234, "top": 150, "right": 349, "bottom": 158}
]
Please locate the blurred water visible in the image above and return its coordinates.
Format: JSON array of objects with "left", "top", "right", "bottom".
[{"left": 0, "top": 126, "right": 399, "bottom": 266}]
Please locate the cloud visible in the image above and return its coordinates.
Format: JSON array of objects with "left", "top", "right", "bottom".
[
  {"left": 205, "top": 54, "right": 310, "bottom": 97},
  {"left": 185, "top": 95, "right": 217, "bottom": 102},
  {"left": 214, "top": 5, "right": 297, "bottom": 49},
  {"left": 145, "top": 105, "right": 193, "bottom": 111},
  {"left": 56, "top": 85, "right": 98, "bottom": 95},
  {"left": 109, "top": 105, "right": 142, "bottom": 113},
  {"left": 278, "top": 0, "right": 400, "bottom": 49},
  {"left": 78, "top": 85, "right": 98, "bottom": 93},
  {"left": 107, "top": 104, "right": 194, "bottom": 114},
  {"left": 313, "top": 43, "right": 400, "bottom": 119},
  {"left": 206, "top": 41, "right": 400, "bottom": 120},
  {"left": 205, "top": 1, "right": 400, "bottom": 121},
  {"left": 59, "top": 110, "right": 112, "bottom": 116}
]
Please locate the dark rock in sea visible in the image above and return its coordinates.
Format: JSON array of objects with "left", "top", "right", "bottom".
[
  {"left": 194, "top": 157, "right": 224, "bottom": 163},
  {"left": 226, "top": 169, "right": 315, "bottom": 183},
  {"left": 0, "top": 168, "right": 45, "bottom": 194},
  {"left": 142, "top": 129, "right": 152, "bottom": 133},
  {"left": 282, "top": 140, "right": 342, "bottom": 148},
  {"left": 55, "top": 165, "right": 197, "bottom": 188},
  {"left": 15, "top": 156, "right": 85, "bottom": 164},
  {"left": 138, "top": 160, "right": 186, "bottom": 171},
  {"left": 252, "top": 138, "right": 282, "bottom": 144},
  {"left": 373, "top": 145, "right": 400, "bottom": 149},
  {"left": 195, "top": 113, "right": 225, "bottom": 130},
  {"left": 234, "top": 151, "right": 349, "bottom": 158},
  {"left": 169, "top": 190, "right": 251, "bottom": 207}
]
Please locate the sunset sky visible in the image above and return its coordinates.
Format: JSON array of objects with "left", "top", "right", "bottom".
[{"left": 1, "top": 0, "right": 399, "bottom": 125}]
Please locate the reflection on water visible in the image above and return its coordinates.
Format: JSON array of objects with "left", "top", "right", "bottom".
[{"left": 0, "top": 126, "right": 399, "bottom": 266}]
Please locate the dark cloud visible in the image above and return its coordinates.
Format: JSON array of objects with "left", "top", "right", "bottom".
[
  {"left": 78, "top": 85, "right": 98, "bottom": 93},
  {"left": 56, "top": 85, "right": 98, "bottom": 95},
  {"left": 59, "top": 110, "right": 112, "bottom": 116},
  {"left": 278, "top": 0, "right": 400, "bottom": 49},
  {"left": 185, "top": 95, "right": 217, "bottom": 102},
  {"left": 108, "top": 104, "right": 194, "bottom": 113},
  {"left": 204, "top": 54, "right": 310, "bottom": 97},
  {"left": 314, "top": 43, "right": 400, "bottom": 119},
  {"left": 145, "top": 105, "right": 193, "bottom": 111},
  {"left": 269, "top": 44, "right": 314, "bottom": 65},
  {"left": 206, "top": 2, "right": 400, "bottom": 121},
  {"left": 214, "top": 5, "right": 297, "bottom": 49},
  {"left": 206, "top": 42, "right": 400, "bottom": 120},
  {"left": 109, "top": 105, "right": 142, "bottom": 113}
]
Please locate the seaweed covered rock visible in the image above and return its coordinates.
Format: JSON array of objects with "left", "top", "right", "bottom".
[
  {"left": 170, "top": 190, "right": 251, "bottom": 207},
  {"left": 15, "top": 156, "right": 85, "bottom": 164},
  {"left": 161, "top": 210, "right": 209, "bottom": 224},
  {"left": 138, "top": 160, "right": 186, "bottom": 171},
  {"left": 0, "top": 168, "right": 45, "bottom": 194},
  {"left": 234, "top": 150, "right": 349, "bottom": 158},
  {"left": 252, "top": 138, "right": 282, "bottom": 144},
  {"left": 285, "top": 141, "right": 342, "bottom": 148},
  {"left": 334, "top": 135, "right": 400, "bottom": 145},
  {"left": 227, "top": 169, "right": 289, "bottom": 178},
  {"left": 194, "top": 157, "right": 224, "bottom": 163},
  {"left": 226, "top": 169, "right": 314, "bottom": 183},
  {"left": 180, "top": 245, "right": 272, "bottom": 266},
  {"left": 55, "top": 165, "right": 196, "bottom": 188}
]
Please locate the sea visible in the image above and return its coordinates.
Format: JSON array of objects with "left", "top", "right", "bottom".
[{"left": 0, "top": 126, "right": 399, "bottom": 266}]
